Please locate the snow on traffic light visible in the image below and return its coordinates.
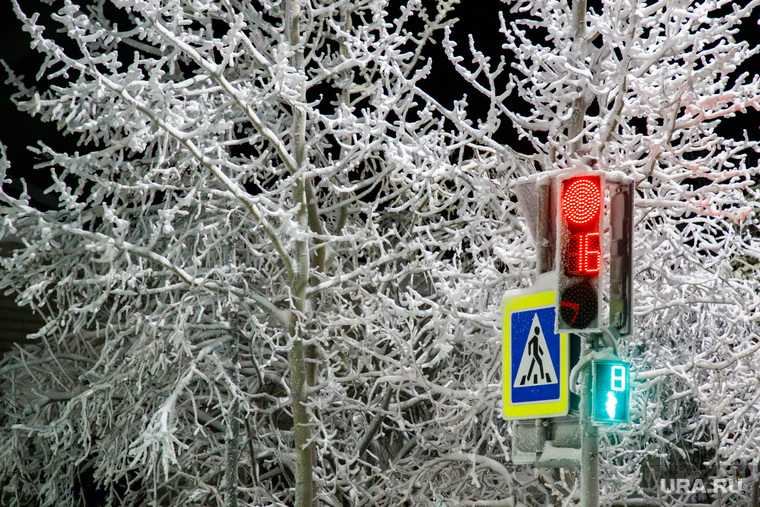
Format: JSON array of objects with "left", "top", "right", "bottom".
[{"left": 556, "top": 173, "right": 603, "bottom": 332}]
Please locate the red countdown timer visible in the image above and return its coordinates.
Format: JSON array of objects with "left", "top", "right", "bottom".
[
  {"left": 557, "top": 174, "right": 603, "bottom": 331},
  {"left": 561, "top": 178, "right": 601, "bottom": 276}
]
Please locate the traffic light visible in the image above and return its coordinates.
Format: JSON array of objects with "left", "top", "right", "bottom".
[
  {"left": 556, "top": 173, "right": 603, "bottom": 331},
  {"left": 592, "top": 360, "right": 630, "bottom": 423}
]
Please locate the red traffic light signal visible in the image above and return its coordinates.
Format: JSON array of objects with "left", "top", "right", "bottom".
[
  {"left": 557, "top": 174, "right": 603, "bottom": 331},
  {"left": 561, "top": 177, "right": 601, "bottom": 226}
]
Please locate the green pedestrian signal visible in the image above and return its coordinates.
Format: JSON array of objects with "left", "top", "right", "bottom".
[{"left": 592, "top": 360, "right": 630, "bottom": 424}]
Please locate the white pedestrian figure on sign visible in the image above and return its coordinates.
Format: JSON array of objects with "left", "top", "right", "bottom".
[
  {"left": 520, "top": 324, "right": 549, "bottom": 385},
  {"left": 513, "top": 313, "right": 557, "bottom": 388}
]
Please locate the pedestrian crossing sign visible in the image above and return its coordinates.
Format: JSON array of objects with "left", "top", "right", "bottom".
[{"left": 503, "top": 287, "right": 569, "bottom": 419}]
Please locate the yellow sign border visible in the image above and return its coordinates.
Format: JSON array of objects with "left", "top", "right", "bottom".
[{"left": 503, "top": 289, "right": 568, "bottom": 419}]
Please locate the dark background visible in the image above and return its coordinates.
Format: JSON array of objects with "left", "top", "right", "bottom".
[{"left": 0, "top": 1, "right": 758, "bottom": 210}]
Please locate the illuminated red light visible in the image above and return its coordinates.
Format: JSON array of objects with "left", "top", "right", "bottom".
[
  {"left": 562, "top": 177, "right": 601, "bottom": 225},
  {"left": 558, "top": 174, "right": 603, "bottom": 330},
  {"left": 561, "top": 175, "right": 602, "bottom": 277},
  {"left": 566, "top": 232, "right": 601, "bottom": 275}
]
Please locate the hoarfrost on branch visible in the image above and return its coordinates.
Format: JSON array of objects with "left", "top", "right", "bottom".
[{"left": 0, "top": 0, "right": 759, "bottom": 505}]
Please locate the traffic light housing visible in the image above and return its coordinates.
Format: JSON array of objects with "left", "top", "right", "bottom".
[
  {"left": 609, "top": 180, "right": 634, "bottom": 337},
  {"left": 592, "top": 360, "right": 630, "bottom": 423},
  {"left": 556, "top": 173, "right": 603, "bottom": 332}
]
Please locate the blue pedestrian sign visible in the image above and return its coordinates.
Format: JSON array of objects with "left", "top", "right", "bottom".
[{"left": 503, "top": 287, "right": 569, "bottom": 419}]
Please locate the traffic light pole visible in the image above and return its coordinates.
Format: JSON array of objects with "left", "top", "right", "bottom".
[{"left": 580, "top": 333, "right": 599, "bottom": 507}]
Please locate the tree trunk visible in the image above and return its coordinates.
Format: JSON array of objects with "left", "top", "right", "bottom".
[
  {"left": 225, "top": 244, "right": 241, "bottom": 507},
  {"left": 286, "top": 1, "right": 315, "bottom": 506},
  {"left": 568, "top": 0, "right": 589, "bottom": 153},
  {"left": 289, "top": 335, "right": 313, "bottom": 507}
]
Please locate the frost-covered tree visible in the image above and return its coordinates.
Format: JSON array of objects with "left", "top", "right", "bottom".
[
  {"left": 0, "top": 1, "right": 527, "bottom": 506},
  {"left": 2, "top": 0, "right": 760, "bottom": 506}
]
